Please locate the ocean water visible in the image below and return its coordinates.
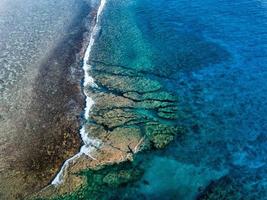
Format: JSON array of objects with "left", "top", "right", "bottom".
[{"left": 87, "top": 0, "right": 267, "bottom": 199}]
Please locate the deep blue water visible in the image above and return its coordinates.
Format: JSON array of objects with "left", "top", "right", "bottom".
[{"left": 111, "top": 0, "right": 267, "bottom": 199}]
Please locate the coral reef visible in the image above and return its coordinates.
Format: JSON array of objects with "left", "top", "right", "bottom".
[
  {"left": 33, "top": 0, "right": 184, "bottom": 198},
  {"left": 33, "top": 48, "right": 184, "bottom": 200}
]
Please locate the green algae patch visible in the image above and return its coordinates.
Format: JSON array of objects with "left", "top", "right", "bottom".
[
  {"left": 102, "top": 169, "right": 142, "bottom": 187},
  {"left": 150, "top": 134, "right": 174, "bottom": 149},
  {"left": 145, "top": 123, "right": 185, "bottom": 149}
]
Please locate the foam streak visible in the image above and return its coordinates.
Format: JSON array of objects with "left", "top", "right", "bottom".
[{"left": 51, "top": 0, "right": 107, "bottom": 185}]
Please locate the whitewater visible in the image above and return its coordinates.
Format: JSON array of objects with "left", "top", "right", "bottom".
[{"left": 51, "top": 0, "right": 107, "bottom": 185}]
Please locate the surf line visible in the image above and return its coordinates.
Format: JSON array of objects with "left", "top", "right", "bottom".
[{"left": 51, "top": 0, "right": 107, "bottom": 185}]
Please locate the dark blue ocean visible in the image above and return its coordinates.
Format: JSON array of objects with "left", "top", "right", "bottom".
[{"left": 100, "top": 0, "right": 267, "bottom": 199}]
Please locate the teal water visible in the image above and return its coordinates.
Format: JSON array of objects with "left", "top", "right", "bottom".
[{"left": 90, "top": 0, "right": 267, "bottom": 199}]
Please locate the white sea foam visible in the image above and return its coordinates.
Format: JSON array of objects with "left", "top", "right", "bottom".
[{"left": 51, "top": 0, "right": 107, "bottom": 185}]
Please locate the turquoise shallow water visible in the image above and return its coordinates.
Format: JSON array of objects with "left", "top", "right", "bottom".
[{"left": 92, "top": 0, "right": 267, "bottom": 199}]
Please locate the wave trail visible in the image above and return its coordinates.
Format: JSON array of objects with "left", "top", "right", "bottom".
[{"left": 51, "top": 0, "right": 107, "bottom": 185}]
